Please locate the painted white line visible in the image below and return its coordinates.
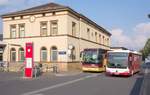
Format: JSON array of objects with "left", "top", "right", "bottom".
[
  {"left": 55, "top": 72, "right": 82, "bottom": 77},
  {"left": 33, "top": 94, "right": 44, "bottom": 95},
  {"left": 145, "top": 68, "right": 149, "bottom": 74},
  {"left": 22, "top": 74, "right": 98, "bottom": 95}
]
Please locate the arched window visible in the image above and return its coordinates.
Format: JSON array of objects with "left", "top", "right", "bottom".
[
  {"left": 40, "top": 47, "right": 47, "bottom": 61},
  {"left": 19, "top": 48, "right": 24, "bottom": 62},
  {"left": 10, "top": 48, "right": 16, "bottom": 62},
  {"left": 50, "top": 46, "right": 58, "bottom": 61}
]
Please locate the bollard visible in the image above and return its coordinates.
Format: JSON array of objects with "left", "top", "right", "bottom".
[
  {"left": 53, "top": 66, "right": 58, "bottom": 73},
  {"left": 34, "top": 66, "right": 37, "bottom": 78}
]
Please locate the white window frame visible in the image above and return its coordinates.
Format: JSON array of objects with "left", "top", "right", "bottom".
[
  {"left": 19, "top": 48, "right": 25, "bottom": 62},
  {"left": 10, "top": 48, "right": 16, "bottom": 62},
  {"left": 40, "top": 21, "right": 47, "bottom": 36},
  {"left": 51, "top": 20, "right": 58, "bottom": 35},
  {"left": 19, "top": 24, "right": 25, "bottom": 38},
  {"left": 50, "top": 47, "right": 58, "bottom": 61},
  {"left": 10, "top": 25, "right": 16, "bottom": 38},
  {"left": 41, "top": 47, "right": 47, "bottom": 62}
]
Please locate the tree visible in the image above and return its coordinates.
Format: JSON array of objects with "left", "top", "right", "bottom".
[{"left": 141, "top": 38, "right": 150, "bottom": 60}]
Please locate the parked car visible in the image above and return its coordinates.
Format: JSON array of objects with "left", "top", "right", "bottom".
[{"left": 139, "top": 62, "right": 150, "bottom": 75}]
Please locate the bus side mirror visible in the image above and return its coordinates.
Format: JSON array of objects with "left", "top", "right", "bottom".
[{"left": 80, "top": 52, "right": 83, "bottom": 58}]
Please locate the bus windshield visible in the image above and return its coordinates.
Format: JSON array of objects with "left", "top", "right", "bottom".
[
  {"left": 107, "top": 52, "right": 128, "bottom": 68},
  {"left": 82, "top": 50, "right": 103, "bottom": 64}
]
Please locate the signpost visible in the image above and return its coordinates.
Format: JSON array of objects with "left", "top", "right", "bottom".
[{"left": 25, "top": 42, "right": 34, "bottom": 78}]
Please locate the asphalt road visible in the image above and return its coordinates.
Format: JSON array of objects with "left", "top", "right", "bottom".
[{"left": 0, "top": 72, "right": 144, "bottom": 95}]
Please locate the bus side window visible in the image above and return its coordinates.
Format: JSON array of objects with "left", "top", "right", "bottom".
[{"left": 128, "top": 54, "right": 132, "bottom": 68}]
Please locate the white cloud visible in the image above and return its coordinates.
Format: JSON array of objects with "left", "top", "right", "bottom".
[
  {"left": 0, "top": 0, "right": 9, "bottom": 5},
  {"left": 134, "top": 22, "right": 150, "bottom": 32},
  {"left": 110, "top": 22, "right": 150, "bottom": 50},
  {"left": 110, "top": 28, "right": 133, "bottom": 48},
  {"left": 134, "top": 22, "right": 150, "bottom": 37}
]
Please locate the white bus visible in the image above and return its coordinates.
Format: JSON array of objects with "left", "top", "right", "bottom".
[{"left": 106, "top": 50, "right": 142, "bottom": 76}]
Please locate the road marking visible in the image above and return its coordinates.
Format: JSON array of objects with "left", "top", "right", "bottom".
[
  {"left": 33, "top": 94, "right": 44, "bottom": 95},
  {"left": 22, "top": 74, "right": 99, "bottom": 95},
  {"left": 55, "top": 72, "right": 82, "bottom": 77},
  {"left": 145, "top": 68, "right": 149, "bottom": 74}
]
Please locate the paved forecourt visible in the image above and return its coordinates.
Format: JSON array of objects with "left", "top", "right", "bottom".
[{"left": 0, "top": 72, "right": 143, "bottom": 95}]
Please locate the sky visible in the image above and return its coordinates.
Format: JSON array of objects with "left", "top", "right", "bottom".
[{"left": 0, "top": 0, "right": 150, "bottom": 51}]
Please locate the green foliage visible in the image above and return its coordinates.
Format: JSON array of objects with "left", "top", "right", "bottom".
[{"left": 141, "top": 38, "right": 150, "bottom": 60}]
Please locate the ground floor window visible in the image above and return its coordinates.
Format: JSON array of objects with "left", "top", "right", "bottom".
[
  {"left": 19, "top": 48, "right": 24, "bottom": 62},
  {"left": 40, "top": 47, "right": 47, "bottom": 62},
  {"left": 10, "top": 48, "right": 16, "bottom": 62},
  {"left": 51, "top": 46, "right": 58, "bottom": 61}
]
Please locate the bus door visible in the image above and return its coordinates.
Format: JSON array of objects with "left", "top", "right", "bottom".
[
  {"left": 128, "top": 53, "right": 134, "bottom": 72},
  {"left": 102, "top": 54, "right": 107, "bottom": 67}
]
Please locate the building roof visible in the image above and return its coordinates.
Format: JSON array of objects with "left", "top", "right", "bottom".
[
  {"left": 111, "top": 47, "right": 128, "bottom": 50},
  {"left": 1, "top": 2, "right": 111, "bottom": 36},
  {"left": 2, "top": 3, "right": 66, "bottom": 17}
]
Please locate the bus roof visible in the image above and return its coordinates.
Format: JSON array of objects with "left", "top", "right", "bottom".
[
  {"left": 108, "top": 50, "right": 142, "bottom": 55},
  {"left": 84, "top": 48, "right": 107, "bottom": 51}
]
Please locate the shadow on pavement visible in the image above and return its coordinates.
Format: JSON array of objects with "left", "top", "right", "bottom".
[{"left": 130, "top": 76, "right": 144, "bottom": 95}]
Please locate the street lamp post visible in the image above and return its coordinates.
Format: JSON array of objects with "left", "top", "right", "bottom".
[{"left": 148, "top": 14, "right": 150, "bottom": 18}]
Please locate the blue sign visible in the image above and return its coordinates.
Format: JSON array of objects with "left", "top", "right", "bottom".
[{"left": 58, "top": 51, "right": 66, "bottom": 55}]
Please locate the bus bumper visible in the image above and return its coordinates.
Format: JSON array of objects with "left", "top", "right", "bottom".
[
  {"left": 106, "top": 71, "right": 130, "bottom": 76},
  {"left": 82, "top": 67, "right": 105, "bottom": 72}
]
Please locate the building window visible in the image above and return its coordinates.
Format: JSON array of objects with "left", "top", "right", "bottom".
[
  {"left": 12, "top": 17, "right": 15, "bottom": 20},
  {"left": 95, "top": 32, "right": 97, "bottom": 42},
  {"left": 50, "top": 46, "right": 58, "bottom": 61},
  {"left": 19, "top": 48, "right": 24, "bottom": 62},
  {"left": 19, "top": 24, "right": 25, "bottom": 38},
  {"left": 40, "top": 21, "right": 47, "bottom": 36},
  {"left": 40, "top": 47, "right": 47, "bottom": 62},
  {"left": 72, "top": 22, "right": 76, "bottom": 36},
  {"left": 87, "top": 28, "right": 90, "bottom": 39},
  {"left": 103, "top": 36, "right": 105, "bottom": 45},
  {"left": 107, "top": 38, "right": 109, "bottom": 46},
  {"left": 20, "top": 16, "right": 23, "bottom": 19},
  {"left": 10, "top": 48, "right": 16, "bottom": 62},
  {"left": 42, "top": 13, "right": 45, "bottom": 17},
  {"left": 91, "top": 32, "right": 93, "bottom": 37},
  {"left": 99, "top": 34, "right": 101, "bottom": 44},
  {"left": 10, "top": 25, "right": 16, "bottom": 38},
  {"left": 52, "top": 12, "right": 56, "bottom": 15},
  {"left": 51, "top": 20, "right": 58, "bottom": 35}
]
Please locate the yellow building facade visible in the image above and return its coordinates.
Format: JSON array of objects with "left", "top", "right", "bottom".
[{"left": 1, "top": 3, "right": 111, "bottom": 72}]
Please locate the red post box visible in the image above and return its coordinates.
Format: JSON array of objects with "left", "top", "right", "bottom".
[{"left": 25, "top": 42, "right": 34, "bottom": 78}]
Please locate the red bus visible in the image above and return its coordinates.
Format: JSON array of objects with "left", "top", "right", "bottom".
[
  {"left": 81, "top": 48, "right": 107, "bottom": 72},
  {"left": 106, "top": 50, "right": 142, "bottom": 76}
]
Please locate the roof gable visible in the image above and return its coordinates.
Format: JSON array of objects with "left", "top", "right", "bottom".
[{"left": 2, "top": 3, "right": 67, "bottom": 17}]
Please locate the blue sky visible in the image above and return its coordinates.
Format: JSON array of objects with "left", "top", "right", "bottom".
[{"left": 0, "top": 0, "right": 150, "bottom": 50}]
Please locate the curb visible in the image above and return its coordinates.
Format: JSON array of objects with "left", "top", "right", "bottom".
[{"left": 55, "top": 72, "right": 82, "bottom": 77}]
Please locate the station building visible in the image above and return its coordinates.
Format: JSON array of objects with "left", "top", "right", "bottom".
[{"left": 1, "top": 3, "right": 111, "bottom": 72}]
